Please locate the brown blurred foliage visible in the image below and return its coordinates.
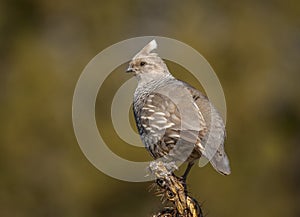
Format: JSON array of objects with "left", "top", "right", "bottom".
[{"left": 0, "top": 0, "right": 299, "bottom": 217}]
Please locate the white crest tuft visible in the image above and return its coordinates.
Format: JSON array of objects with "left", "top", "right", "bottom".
[
  {"left": 133, "top": 39, "right": 158, "bottom": 59},
  {"left": 147, "top": 39, "right": 157, "bottom": 51}
]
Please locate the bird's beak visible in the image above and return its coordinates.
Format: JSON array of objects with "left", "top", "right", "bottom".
[{"left": 126, "top": 67, "right": 134, "bottom": 73}]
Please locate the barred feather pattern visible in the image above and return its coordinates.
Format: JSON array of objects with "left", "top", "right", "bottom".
[{"left": 133, "top": 76, "right": 209, "bottom": 164}]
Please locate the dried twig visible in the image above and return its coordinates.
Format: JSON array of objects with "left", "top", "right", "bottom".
[{"left": 149, "top": 161, "right": 203, "bottom": 217}]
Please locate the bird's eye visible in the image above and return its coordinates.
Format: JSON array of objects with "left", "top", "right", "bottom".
[{"left": 140, "top": 61, "right": 146, "bottom": 66}]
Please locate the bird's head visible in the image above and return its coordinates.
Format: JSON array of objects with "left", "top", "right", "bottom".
[{"left": 126, "top": 40, "right": 171, "bottom": 83}]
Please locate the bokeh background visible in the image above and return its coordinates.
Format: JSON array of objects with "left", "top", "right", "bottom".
[{"left": 1, "top": 0, "right": 299, "bottom": 216}]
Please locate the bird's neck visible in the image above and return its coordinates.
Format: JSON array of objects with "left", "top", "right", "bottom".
[
  {"left": 134, "top": 73, "right": 175, "bottom": 108},
  {"left": 136, "top": 72, "right": 174, "bottom": 89}
]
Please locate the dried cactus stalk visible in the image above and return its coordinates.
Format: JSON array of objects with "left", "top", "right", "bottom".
[{"left": 149, "top": 161, "right": 203, "bottom": 217}]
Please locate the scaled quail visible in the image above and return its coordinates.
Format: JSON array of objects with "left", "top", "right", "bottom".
[{"left": 126, "top": 40, "right": 231, "bottom": 178}]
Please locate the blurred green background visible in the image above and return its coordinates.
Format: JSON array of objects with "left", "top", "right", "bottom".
[{"left": 1, "top": 0, "right": 300, "bottom": 216}]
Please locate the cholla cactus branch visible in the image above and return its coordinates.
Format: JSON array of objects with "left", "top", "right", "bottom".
[{"left": 149, "top": 161, "right": 203, "bottom": 217}]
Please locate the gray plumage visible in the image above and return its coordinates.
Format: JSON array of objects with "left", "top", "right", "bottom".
[{"left": 126, "top": 40, "right": 231, "bottom": 176}]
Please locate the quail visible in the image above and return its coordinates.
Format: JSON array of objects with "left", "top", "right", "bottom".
[{"left": 126, "top": 40, "right": 231, "bottom": 179}]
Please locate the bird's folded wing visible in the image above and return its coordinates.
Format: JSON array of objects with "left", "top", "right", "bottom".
[{"left": 140, "top": 89, "right": 207, "bottom": 145}]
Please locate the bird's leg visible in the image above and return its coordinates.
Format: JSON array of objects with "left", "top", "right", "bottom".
[
  {"left": 170, "top": 162, "right": 195, "bottom": 194},
  {"left": 181, "top": 161, "right": 195, "bottom": 182}
]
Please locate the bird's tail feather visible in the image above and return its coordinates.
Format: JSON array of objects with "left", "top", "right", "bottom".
[{"left": 210, "top": 153, "right": 231, "bottom": 175}]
